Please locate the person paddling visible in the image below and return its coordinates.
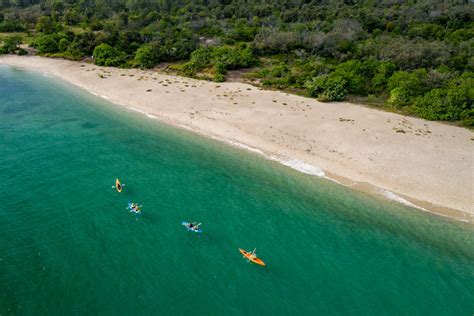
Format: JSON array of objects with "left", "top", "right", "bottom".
[
  {"left": 129, "top": 202, "right": 141, "bottom": 213},
  {"left": 188, "top": 222, "right": 200, "bottom": 230}
]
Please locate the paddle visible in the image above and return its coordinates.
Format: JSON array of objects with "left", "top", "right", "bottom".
[
  {"left": 186, "top": 222, "right": 201, "bottom": 231},
  {"left": 250, "top": 248, "right": 257, "bottom": 260}
]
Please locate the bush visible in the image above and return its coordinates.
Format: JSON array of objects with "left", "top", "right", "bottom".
[
  {"left": 331, "top": 60, "right": 365, "bottom": 94},
  {"left": 306, "top": 75, "right": 348, "bottom": 101},
  {"left": 0, "top": 35, "right": 22, "bottom": 54},
  {"left": 58, "top": 38, "right": 70, "bottom": 52},
  {"left": 35, "top": 16, "right": 55, "bottom": 34},
  {"left": 413, "top": 74, "right": 473, "bottom": 123},
  {"left": 214, "top": 73, "right": 225, "bottom": 82},
  {"left": 134, "top": 43, "right": 161, "bottom": 68},
  {"left": 177, "top": 45, "right": 256, "bottom": 80},
  {"left": 371, "top": 61, "right": 396, "bottom": 90},
  {"left": 388, "top": 87, "right": 411, "bottom": 106},
  {"left": 17, "top": 48, "right": 27, "bottom": 55},
  {"left": 36, "top": 35, "right": 59, "bottom": 54},
  {"left": 407, "top": 23, "right": 444, "bottom": 40},
  {"left": 413, "top": 88, "right": 470, "bottom": 122},
  {"left": 387, "top": 69, "right": 428, "bottom": 105},
  {"left": 0, "top": 21, "right": 26, "bottom": 32},
  {"left": 93, "top": 43, "right": 126, "bottom": 67},
  {"left": 212, "top": 45, "right": 256, "bottom": 70}
]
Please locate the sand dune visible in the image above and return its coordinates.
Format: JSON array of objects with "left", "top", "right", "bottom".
[{"left": 1, "top": 55, "right": 472, "bottom": 221}]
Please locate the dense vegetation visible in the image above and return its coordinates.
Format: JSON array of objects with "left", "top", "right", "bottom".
[{"left": 0, "top": 0, "right": 472, "bottom": 125}]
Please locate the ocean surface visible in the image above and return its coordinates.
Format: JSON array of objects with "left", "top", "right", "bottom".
[{"left": 0, "top": 65, "right": 473, "bottom": 315}]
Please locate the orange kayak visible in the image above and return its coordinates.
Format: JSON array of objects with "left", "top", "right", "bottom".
[
  {"left": 239, "top": 248, "right": 265, "bottom": 266},
  {"left": 115, "top": 179, "right": 122, "bottom": 193}
]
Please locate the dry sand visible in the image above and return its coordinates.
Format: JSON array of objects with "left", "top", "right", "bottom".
[{"left": 1, "top": 56, "right": 473, "bottom": 221}]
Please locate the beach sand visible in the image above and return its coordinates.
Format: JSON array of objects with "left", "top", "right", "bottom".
[{"left": 1, "top": 55, "right": 473, "bottom": 221}]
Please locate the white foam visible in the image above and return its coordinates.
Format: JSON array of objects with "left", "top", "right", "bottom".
[
  {"left": 178, "top": 124, "right": 193, "bottom": 131},
  {"left": 127, "top": 107, "right": 146, "bottom": 114},
  {"left": 146, "top": 113, "right": 158, "bottom": 119},
  {"left": 225, "top": 140, "right": 264, "bottom": 155},
  {"left": 380, "top": 189, "right": 470, "bottom": 221},
  {"left": 381, "top": 189, "right": 427, "bottom": 210},
  {"left": 271, "top": 157, "right": 326, "bottom": 177},
  {"left": 101, "top": 95, "right": 110, "bottom": 100},
  {"left": 214, "top": 136, "right": 328, "bottom": 178}
]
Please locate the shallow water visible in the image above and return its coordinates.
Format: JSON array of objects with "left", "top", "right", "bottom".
[{"left": 1, "top": 66, "right": 473, "bottom": 315}]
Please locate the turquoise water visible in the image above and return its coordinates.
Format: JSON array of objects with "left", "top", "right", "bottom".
[{"left": 0, "top": 65, "right": 473, "bottom": 315}]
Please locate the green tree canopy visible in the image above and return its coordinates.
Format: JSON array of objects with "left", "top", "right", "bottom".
[{"left": 93, "top": 43, "right": 126, "bottom": 67}]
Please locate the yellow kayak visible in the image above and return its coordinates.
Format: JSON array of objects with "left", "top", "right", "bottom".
[
  {"left": 239, "top": 248, "right": 266, "bottom": 266},
  {"left": 115, "top": 179, "right": 122, "bottom": 193}
]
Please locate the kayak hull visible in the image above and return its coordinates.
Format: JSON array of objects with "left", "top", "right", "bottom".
[
  {"left": 239, "top": 248, "right": 265, "bottom": 266},
  {"left": 182, "top": 221, "right": 202, "bottom": 233},
  {"left": 115, "top": 179, "right": 122, "bottom": 193}
]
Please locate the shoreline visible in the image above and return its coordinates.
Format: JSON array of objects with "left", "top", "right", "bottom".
[{"left": 1, "top": 55, "right": 473, "bottom": 222}]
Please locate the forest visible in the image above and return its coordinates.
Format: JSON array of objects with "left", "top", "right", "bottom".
[{"left": 0, "top": 0, "right": 472, "bottom": 125}]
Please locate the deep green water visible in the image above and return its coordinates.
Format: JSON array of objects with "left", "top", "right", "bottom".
[{"left": 0, "top": 65, "right": 473, "bottom": 315}]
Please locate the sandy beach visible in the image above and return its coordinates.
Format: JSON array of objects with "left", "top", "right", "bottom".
[{"left": 1, "top": 55, "right": 473, "bottom": 221}]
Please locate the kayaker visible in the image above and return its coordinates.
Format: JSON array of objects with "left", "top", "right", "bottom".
[{"left": 130, "top": 203, "right": 140, "bottom": 213}]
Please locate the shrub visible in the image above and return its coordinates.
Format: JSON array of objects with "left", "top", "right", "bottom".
[
  {"left": 35, "top": 16, "right": 55, "bottom": 34},
  {"left": 388, "top": 87, "right": 411, "bottom": 106},
  {"left": 413, "top": 88, "right": 469, "bottom": 121},
  {"left": 17, "top": 48, "right": 27, "bottom": 55},
  {"left": 331, "top": 60, "right": 365, "bottom": 94},
  {"left": 0, "top": 21, "right": 26, "bottom": 32},
  {"left": 93, "top": 43, "right": 126, "bottom": 67},
  {"left": 212, "top": 45, "right": 256, "bottom": 69},
  {"left": 371, "top": 61, "right": 396, "bottom": 90},
  {"left": 387, "top": 69, "right": 428, "bottom": 105},
  {"left": 58, "top": 38, "right": 70, "bottom": 52},
  {"left": 177, "top": 45, "right": 256, "bottom": 80},
  {"left": 134, "top": 43, "right": 161, "bottom": 69},
  {"left": 214, "top": 73, "right": 225, "bottom": 82},
  {"left": 413, "top": 74, "right": 473, "bottom": 124},
  {"left": 36, "top": 35, "right": 59, "bottom": 54},
  {"left": 306, "top": 75, "right": 348, "bottom": 101},
  {"left": 0, "top": 35, "right": 22, "bottom": 54}
]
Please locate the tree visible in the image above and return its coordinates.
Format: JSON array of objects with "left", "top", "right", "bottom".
[
  {"left": 93, "top": 43, "right": 125, "bottom": 67},
  {"left": 36, "top": 35, "right": 59, "bottom": 54},
  {"left": 306, "top": 75, "right": 348, "bottom": 101},
  {"left": 0, "top": 35, "right": 21, "bottom": 54},
  {"left": 387, "top": 69, "right": 428, "bottom": 105},
  {"left": 134, "top": 43, "right": 161, "bottom": 68},
  {"left": 35, "top": 16, "right": 54, "bottom": 34},
  {"left": 58, "top": 38, "right": 70, "bottom": 52},
  {"left": 331, "top": 60, "right": 365, "bottom": 94},
  {"left": 413, "top": 88, "right": 471, "bottom": 122}
]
